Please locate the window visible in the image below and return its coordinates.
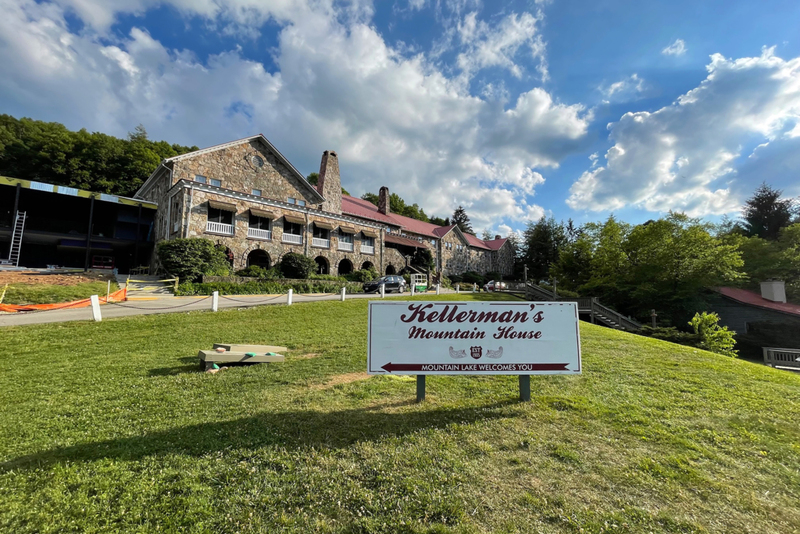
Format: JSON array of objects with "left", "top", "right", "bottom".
[
  {"left": 297, "top": 199, "right": 306, "bottom": 206},
  {"left": 362, "top": 236, "right": 374, "bottom": 248},
  {"left": 251, "top": 189, "right": 262, "bottom": 196},
  {"left": 312, "top": 225, "right": 329, "bottom": 239},
  {"left": 288, "top": 197, "right": 307, "bottom": 207},
  {"left": 431, "top": 239, "right": 435, "bottom": 245},
  {"left": 249, "top": 214, "right": 270, "bottom": 230},
  {"left": 210, "top": 178, "right": 222, "bottom": 187},
  {"left": 284, "top": 221, "right": 303, "bottom": 235},
  {"left": 339, "top": 231, "right": 353, "bottom": 244},
  {"left": 195, "top": 175, "right": 207, "bottom": 184},
  {"left": 208, "top": 207, "right": 233, "bottom": 225}
]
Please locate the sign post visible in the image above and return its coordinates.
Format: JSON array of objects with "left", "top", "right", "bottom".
[{"left": 368, "top": 301, "right": 581, "bottom": 401}]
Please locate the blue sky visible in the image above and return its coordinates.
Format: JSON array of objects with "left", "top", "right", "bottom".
[{"left": 2, "top": 0, "right": 800, "bottom": 236}]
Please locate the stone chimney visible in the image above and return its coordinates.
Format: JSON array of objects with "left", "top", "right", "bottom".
[
  {"left": 378, "top": 186, "right": 390, "bottom": 215},
  {"left": 760, "top": 280, "right": 786, "bottom": 303},
  {"left": 317, "top": 150, "right": 342, "bottom": 214},
  {"left": 495, "top": 235, "right": 501, "bottom": 240}
]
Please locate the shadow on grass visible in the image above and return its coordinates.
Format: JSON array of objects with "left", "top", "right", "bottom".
[
  {"left": 147, "top": 356, "right": 203, "bottom": 376},
  {"left": 2, "top": 400, "right": 518, "bottom": 471}
]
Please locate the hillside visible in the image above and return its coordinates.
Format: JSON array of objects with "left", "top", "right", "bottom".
[{"left": 0, "top": 294, "right": 798, "bottom": 533}]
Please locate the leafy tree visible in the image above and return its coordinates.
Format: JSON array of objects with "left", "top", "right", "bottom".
[
  {"left": 157, "top": 238, "right": 230, "bottom": 282},
  {"left": 360, "top": 191, "right": 427, "bottom": 221},
  {"left": 452, "top": 206, "right": 473, "bottom": 235},
  {"left": 279, "top": 252, "right": 317, "bottom": 279},
  {"left": 742, "top": 183, "right": 797, "bottom": 240},
  {"left": 481, "top": 228, "right": 493, "bottom": 240},
  {"left": 737, "top": 223, "right": 800, "bottom": 301},
  {"left": 429, "top": 216, "right": 450, "bottom": 226},
  {"left": 522, "top": 216, "right": 567, "bottom": 282}
]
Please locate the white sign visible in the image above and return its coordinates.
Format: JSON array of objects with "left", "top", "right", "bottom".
[{"left": 368, "top": 301, "right": 581, "bottom": 375}]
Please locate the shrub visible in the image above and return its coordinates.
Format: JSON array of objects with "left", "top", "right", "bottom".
[
  {"left": 439, "top": 275, "right": 453, "bottom": 289},
  {"left": 461, "top": 271, "right": 485, "bottom": 285},
  {"left": 157, "top": 238, "right": 230, "bottom": 283},
  {"left": 344, "top": 269, "right": 379, "bottom": 283},
  {"left": 689, "top": 312, "right": 738, "bottom": 358},
  {"left": 636, "top": 326, "right": 702, "bottom": 349},
  {"left": 175, "top": 279, "right": 364, "bottom": 296},
  {"left": 485, "top": 271, "right": 503, "bottom": 281},
  {"left": 234, "top": 265, "right": 282, "bottom": 279},
  {"left": 308, "top": 274, "right": 347, "bottom": 282},
  {"left": 279, "top": 253, "right": 317, "bottom": 279},
  {"left": 449, "top": 274, "right": 463, "bottom": 284}
]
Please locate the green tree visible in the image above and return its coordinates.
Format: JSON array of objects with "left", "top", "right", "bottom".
[
  {"left": 742, "top": 183, "right": 797, "bottom": 240},
  {"left": 429, "top": 216, "right": 450, "bottom": 226},
  {"left": 452, "top": 206, "right": 473, "bottom": 235},
  {"left": 157, "top": 238, "right": 230, "bottom": 282},
  {"left": 522, "top": 216, "right": 567, "bottom": 282},
  {"left": 689, "top": 312, "right": 738, "bottom": 357}
]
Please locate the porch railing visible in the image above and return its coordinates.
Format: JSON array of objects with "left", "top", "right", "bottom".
[
  {"left": 247, "top": 227, "right": 272, "bottom": 240},
  {"left": 206, "top": 221, "right": 234, "bottom": 235},
  {"left": 282, "top": 233, "right": 303, "bottom": 245},
  {"left": 312, "top": 237, "right": 330, "bottom": 248},
  {"left": 360, "top": 244, "right": 375, "bottom": 254},
  {"left": 338, "top": 242, "right": 354, "bottom": 252},
  {"left": 763, "top": 347, "right": 800, "bottom": 370}
]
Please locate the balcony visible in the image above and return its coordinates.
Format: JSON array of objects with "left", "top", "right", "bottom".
[
  {"left": 206, "top": 221, "right": 234, "bottom": 236},
  {"left": 247, "top": 227, "right": 272, "bottom": 240},
  {"left": 338, "top": 241, "right": 354, "bottom": 252},
  {"left": 282, "top": 233, "right": 303, "bottom": 245},
  {"left": 360, "top": 244, "right": 375, "bottom": 254},
  {"left": 312, "top": 237, "right": 330, "bottom": 248}
]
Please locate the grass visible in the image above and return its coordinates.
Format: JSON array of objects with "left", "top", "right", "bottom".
[
  {"left": 2, "top": 281, "right": 119, "bottom": 305},
  {"left": 1, "top": 293, "right": 799, "bottom": 533}
]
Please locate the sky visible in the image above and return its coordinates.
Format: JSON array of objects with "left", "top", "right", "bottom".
[{"left": 1, "top": 0, "right": 800, "bottom": 237}]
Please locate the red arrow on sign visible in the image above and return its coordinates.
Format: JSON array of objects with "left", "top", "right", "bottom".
[{"left": 380, "top": 362, "right": 569, "bottom": 372}]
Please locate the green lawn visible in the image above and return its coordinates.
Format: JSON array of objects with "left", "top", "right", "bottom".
[
  {"left": 2, "top": 280, "right": 119, "bottom": 305},
  {"left": 1, "top": 294, "right": 798, "bottom": 533}
]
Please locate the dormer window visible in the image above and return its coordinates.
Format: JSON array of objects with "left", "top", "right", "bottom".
[
  {"left": 195, "top": 175, "right": 207, "bottom": 184},
  {"left": 210, "top": 178, "right": 221, "bottom": 187},
  {"left": 252, "top": 189, "right": 262, "bottom": 196},
  {"left": 288, "top": 198, "right": 306, "bottom": 207}
]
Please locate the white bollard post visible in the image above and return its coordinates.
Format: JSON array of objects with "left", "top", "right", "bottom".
[
  {"left": 411, "top": 284, "right": 415, "bottom": 296},
  {"left": 90, "top": 295, "right": 102, "bottom": 322},
  {"left": 211, "top": 291, "right": 219, "bottom": 312},
  {"left": 436, "top": 284, "right": 441, "bottom": 295},
  {"left": 287, "top": 289, "right": 293, "bottom": 306},
  {"left": 380, "top": 284, "right": 385, "bottom": 298},
  {"left": 456, "top": 284, "right": 460, "bottom": 294},
  {"left": 341, "top": 287, "right": 346, "bottom": 301},
  {"left": 106, "top": 280, "right": 111, "bottom": 303},
  {"left": 472, "top": 283, "right": 476, "bottom": 293}
]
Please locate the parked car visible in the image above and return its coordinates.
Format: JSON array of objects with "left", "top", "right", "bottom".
[
  {"left": 363, "top": 275, "right": 406, "bottom": 293},
  {"left": 483, "top": 280, "right": 507, "bottom": 292}
]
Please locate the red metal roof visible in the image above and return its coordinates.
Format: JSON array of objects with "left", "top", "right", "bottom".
[
  {"left": 341, "top": 194, "right": 498, "bottom": 249},
  {"left": 483, "top": 237, "right": 508, "bottom": 250},
  {"left": 385, "top": 234, "right": 427, "bottom": 248},
  {"left": 716, "top": 287, "right": 800, "bottom": 317}
]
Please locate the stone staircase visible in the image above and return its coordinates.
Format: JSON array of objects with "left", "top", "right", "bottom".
[{"left": 119, "top": 274, "right": 175, "bottom": 296}]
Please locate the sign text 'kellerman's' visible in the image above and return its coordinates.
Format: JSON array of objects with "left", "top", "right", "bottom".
[{"left": 400, "top": 303, "right": 545, "bottom": 340}]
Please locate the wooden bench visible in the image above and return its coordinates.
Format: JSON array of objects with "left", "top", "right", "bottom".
[
  {"left": 763, "top": 347, "right": 800, "bottom": 371},
  {"left": 199, "top": 344, "right": 288, "bottom": 370}
]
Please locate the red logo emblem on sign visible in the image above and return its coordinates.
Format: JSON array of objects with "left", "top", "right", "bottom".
[{"left": 470, "top": 346, "right": 482, "bottom": 359}]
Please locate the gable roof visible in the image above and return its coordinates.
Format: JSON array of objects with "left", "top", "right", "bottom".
[
  {"left": 136, "top": 134, "right": 325, "bottom": 204},
  {"left": 716, "top": 287, "right": 800, "bottom": 317},
  {"left": 483, "top": 237, "right": 508, "bottom": 251}
]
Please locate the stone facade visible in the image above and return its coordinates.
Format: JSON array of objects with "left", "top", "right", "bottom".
[
  {"left": 170, "top": 139, "right": 323, "bottom": 208},
  {"left": 136, "top": 135, "right": 517, "bottom": 279}
]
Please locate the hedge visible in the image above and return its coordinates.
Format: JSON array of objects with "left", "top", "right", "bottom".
[{"left": 176, "top": 279, "right": 365, "bottom": 296}]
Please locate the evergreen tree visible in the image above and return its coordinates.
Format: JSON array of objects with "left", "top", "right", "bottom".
[
  {"left": 452, "top": 206, "right": 473, "bottom": 234},
  {"left": 522, "top": 216, "right": 567, "bottom": 282},
  {"left": 742, "top": 183, "right": 797, "bottom": 240}
]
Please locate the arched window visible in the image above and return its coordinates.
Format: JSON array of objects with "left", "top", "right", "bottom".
[{"left": 338, "top": 258, "right": 354, "bottom": 275}]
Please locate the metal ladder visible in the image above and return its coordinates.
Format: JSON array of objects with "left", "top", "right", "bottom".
[{"left": 5, "top": 211, "right": 27, "bottom": 267}]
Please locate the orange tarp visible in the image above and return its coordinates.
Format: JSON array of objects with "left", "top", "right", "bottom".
[{"left": 0, "top": 288, "right": 127, "bottom": 313}]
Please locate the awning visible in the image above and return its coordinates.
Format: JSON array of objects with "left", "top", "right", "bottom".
[
  {"left": 313, "top": 220, "right": 334, "bottom": 230},
  {"left": 208, "top": 200, "right": 237, "bottom": 212},
  {"left": 338, "top": 225, "right": 356, "bottom": 234},
  {"left": 385, "top": 234, "right": 426, "bottom": 248},
  {"left": 249, "top": 208, "right": 275, "bottom": 219},
  {"left": 361, "top": 229, "right": 379, "bottom": 238},
  {"left": 283, "top": 213, "right": 306, "bottom": 225}
]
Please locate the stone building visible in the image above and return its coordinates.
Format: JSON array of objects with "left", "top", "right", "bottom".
[{"left": 135, "top": 134, "right": 515, "bottom": 277}]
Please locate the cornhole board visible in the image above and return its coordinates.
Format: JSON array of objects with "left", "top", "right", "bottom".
[
  {"left": 199, "top": 350, "right": 285, "bottom": 370},
  {"left": 213, "top": 344, "right": 288, "bottom": 353}
]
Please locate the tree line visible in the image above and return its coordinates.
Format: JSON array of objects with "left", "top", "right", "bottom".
[
  {"left": 519, "top": 183, "right": 800, "bottom": 326},
  {"left": 0, "top": 115, "right": 197, "bottom": 196}
]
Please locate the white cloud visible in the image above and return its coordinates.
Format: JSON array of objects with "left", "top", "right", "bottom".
[
  {"left": 598, "top": 73, "right": 645, "bottom": 101},
  {"left": 568, "top": 47, "right": 800, "bottom": 216},
  {"left": 456, "top": 10, "right": 548, "bottom": 81},
  {"left": 662, "top": 38, "right": 686, "bottom": 56},
  {"left": 0, "top": 0, "right": 588, "bottom": 228}
]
